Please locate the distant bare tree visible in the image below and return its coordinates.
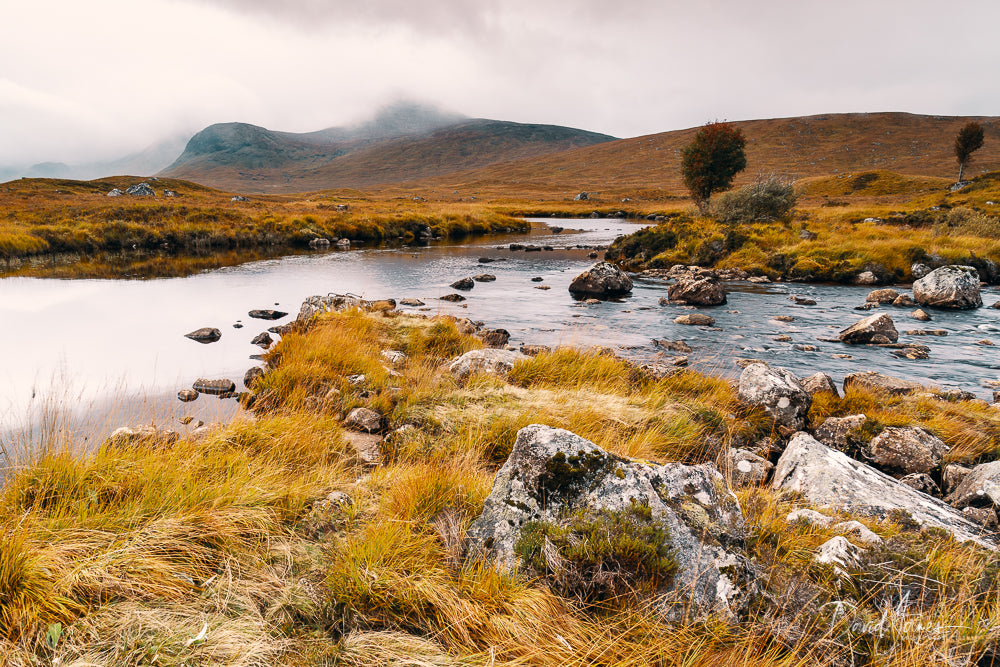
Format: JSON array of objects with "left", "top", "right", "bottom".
[{"left": 955, "top": 121, "right": 985, "bottom": 182}]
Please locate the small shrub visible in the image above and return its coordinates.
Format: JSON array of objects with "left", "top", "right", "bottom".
[
  {"left": 712, "top": 175, "right": 797, "bottom": 225},
  {"left": 513, "top": 502, "right": 678, "bottom": 603}
]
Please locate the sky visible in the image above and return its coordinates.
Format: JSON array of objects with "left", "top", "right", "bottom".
[{"left": 2, "top": 0, "right": 999, "bottom": 167}]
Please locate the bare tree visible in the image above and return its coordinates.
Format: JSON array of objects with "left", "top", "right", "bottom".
[{"left": 955, "top": 121, "right": 985, "bottom": 182}]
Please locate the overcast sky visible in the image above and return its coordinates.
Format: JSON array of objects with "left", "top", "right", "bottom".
[{"left": 3, "top": 0, "right": 999, "bottom": 166}]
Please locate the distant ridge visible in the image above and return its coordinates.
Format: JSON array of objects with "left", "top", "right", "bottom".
[
  {"left": 159, "top": 103, "right": 617, "bottom": 192},
  {"left": 423, "top": 112, "right": 1000, "bottom": 194}
]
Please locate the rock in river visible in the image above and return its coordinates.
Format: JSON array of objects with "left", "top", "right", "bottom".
[
  {"left": 568, "top": 262, "right": 633, "bottom": 298},
  {"left": 249, "top": 309, "right": 288, "bottom": 320},
  {"left": 193, "top": 378, "right": 236, "bottom": 395},
  {"left": 913, "top": 265, "right": 982, "bottom": 310},
  {"left": 838, "top": 313, "right": 898, "bottom": 344},
  {"left": 772, "top": 432, "right": 995, "bottom": 549},
  {"left": 674, "top": 313, "right": 715, "bottom": 326},
  {"left": 465, "top": 425, "right": 753, "bottom": 619},
  {"left": 184, "top": 327, "right": 221, "bottom": 344},
  {"left": 440, "top": 293, "right": 466, "bottom": 302},
  {"left": 667, "top": 274, "right": 727, "bottom": 306},
  {"left": 451, "top": 277, "right": 475, "bottom": 290},
  {"left": 244, "top": 366, "right": 264, "bottom": 388},
  {"left": 866, "top": 288, "right": 899, "bottom": 304},
  {"left": 251, "top": 331, "right": 272, "bottom": 348},
  {"left": 177, "top": 388, "right": 199, "bottom": 403},
  {"left": 477, "top": 328, "right": 510, "bottom": 348}
]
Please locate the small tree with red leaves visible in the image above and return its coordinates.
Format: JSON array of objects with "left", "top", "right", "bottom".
[{"left": 681, "top": 121, "right": 748, "bottom": 212}]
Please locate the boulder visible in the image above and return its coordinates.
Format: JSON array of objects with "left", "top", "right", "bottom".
[
  {"left": 843, "top": 371, "right": 922, "bottom": 396},
  {"left": 946, "top": 461, "right": 1000, "bottom": 510},
  {"left": 125, "top": 183, "right": 155, "bottom": 196},
  {"left": 893, "top": 294, "right": 915, "bottom": 307},
  {"left": 473, "top": 274, "right": 496, "bottom": 282},
  {"left": 568, "top": 262, "right": 633, "bottom": 298},
  {"left": 520, "top": 344, "right": 551, "bottom": 356},
  {"left": 478, "top": 328, "right": 511, "bottom": 348},
  {"left": 451, "top": 277, "right": 475, "bottom": 290},
  {"left": 400, "top": 298, "right": 425, "bottom": 307},
  {"left": 449, "top": 349, "right": 530, "bottom": 384},
  {"left": 667, "top": 275, "right": 727, "bottom": 306},
  {"left": 866, "top": 288, "right": 899, "bottom": 304},
  {"left": 737, "top": 363, "right": 811, "bottom": 432},
  {"left": 674, "top": 313, "right": 715, "bottom": 326},
  {"left": 771, "top": 433, "right": 994, "bottom": 549},
  {"left": 465, "top": 425, "right": 752, "bottom": 619},
  {"left": 854, "top": 271, "right": 879, "bottom": 285},
  {"left": 248, "top": 309, "right": 287, "bottom": 320},
  {"left": 251, "top": 331, "right": 272, "bottom": 348},
  {"left": 107, "top": 188, "right": 123, "bottom": 197},
  {"left": 838, "top": 313, "right": 898, "bottom": 344},
  {"left": 864, "top": 427, "right": 949, "bottom": 475},
  {"left": 800, "top": 372, "right": 840, "bottom": 398},
  {"left": 335, "top": 238, "right": 351, "bottom": 248},
  {"left": 105, "top": 425, "right": 178, "bottom": 449},
  {"left": 899, "top": 473, "right": 941, "bottom": 496},
  {"left": 231, "top": 195, "right": 250, "bottom": 202},
  {"left": 193, "top": 378, "right": 236, "bottom": 395},
  {"left": 309, "top": 237, "right": 330, "bottom": 248},
  {"left": 912, "top": 265, "right": 982, "bottom": 309},
  {"left": 440, "top": 293, "right": 466, "bottom": 302},
  {"left": 574, "top": 192, "right": 589, "bottom": 201},
  {"left": 722, "top": 448, "right": 774, "bottom": 487},
  {"left": 911, "top": 309, "right": 932, "bottom": 321},
  {"left": 184, "top": 327, "right": 221, "bottom": 344},
  {"left": 815, "top": 414, "right": 868, "bottom": 452},
  {"left": 343, "top": 407, "right": 382, "bottom": 433}
]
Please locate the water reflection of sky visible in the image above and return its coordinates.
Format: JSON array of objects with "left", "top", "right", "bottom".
[{"left": 3, "top": 217, "right": 1000, "bottom": 442}]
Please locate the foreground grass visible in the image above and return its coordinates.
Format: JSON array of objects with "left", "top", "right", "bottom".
[{"left": 2, "top": 309, "right": 1000, "bottom": 665}]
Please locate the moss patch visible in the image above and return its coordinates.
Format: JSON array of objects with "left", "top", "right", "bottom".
[{"left": 534, "top": 449, "right": 613, "bottom": 508}]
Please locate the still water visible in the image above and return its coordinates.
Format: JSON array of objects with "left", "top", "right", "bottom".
[{"left": 3, "top": 218, "right": 1000, "bottom": 445}]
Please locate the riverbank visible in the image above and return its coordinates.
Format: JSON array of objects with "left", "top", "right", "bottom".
[{"left": 2, "top": 306, "right": 1000, "bottom": 665}]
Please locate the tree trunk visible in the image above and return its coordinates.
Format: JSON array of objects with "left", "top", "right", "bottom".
[{"left": 958, "top": 161, "right": 965, "bottom": 182}]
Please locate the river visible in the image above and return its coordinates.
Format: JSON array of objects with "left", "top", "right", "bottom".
[{"left": 3, "top": 217, "right": 1000, "bottom": 457}]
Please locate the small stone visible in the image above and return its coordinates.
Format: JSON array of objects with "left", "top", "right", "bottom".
[
  {"left": 773, "top": 315, "right": 795, "bottom": 322},
  {"left": 343, "top": 407, "right": 382, "bottom": 433},
  {"left": 531, "top": 276, "right": 544, "bottom": 282},
  {"left": 478, "top": 329, "right": 511, "bottom": 348},
  {"left": 185, "top": 327, "right": 221, "bottom": 344},
  {"left": 585, "top": 298, "right": 601, "bottom": 305},
  {"left": 473, "top": 274, "right": 496, "bottom": 282},
  {"left": 251, "top": 331, "right": 272, "bottom": 348},
  {"left": 899, "top": 472, "right": 941, "bottom": 496},
  {"left": 801, "top": 372, "right": 839, "bottom": 397},
  {"left": 248, "top": 309, "right": 287, "bottom": 320},
  {"left": 674, "top": 313, "right": 715, "bottom": 326},
  {"left": 440, "top": 294, "right": 466, "bottom": 302},
  {"left": 520, "top": 344, "right": 551, "bottom": 356},
  {"left": 177, "top": 388, "right": 199, "bottom": 402},
  {"left": 790, "top": 295, "right": 817, "bottom": 305}
]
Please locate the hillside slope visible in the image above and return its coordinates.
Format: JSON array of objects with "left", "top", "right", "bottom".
[
  {"left": 419, "top": 112, "right": 1000, "bottom": 196},
  {"left": 161, "top": 116, "right": 616, "bottom": 193}
]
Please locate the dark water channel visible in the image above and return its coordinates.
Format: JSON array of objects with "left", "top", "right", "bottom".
[{"left": 3, "top": 217, "right": 1000, "bottom": 452}]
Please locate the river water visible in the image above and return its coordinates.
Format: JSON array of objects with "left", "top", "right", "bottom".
[{"left": 3, "top": 217, "right": 1000, "bottom": 452}]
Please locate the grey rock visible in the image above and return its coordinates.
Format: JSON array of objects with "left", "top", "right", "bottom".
[
  {"left": 815, "top": 536, "right": 864, "bottom": 577},
  {"left": 400, "top": 298, "right": 425, "bottom": 307},
  {"left": 653, "top": 339, "right": 693, "bottom": 354},
  {"left": 913, "top": 265, "right": 982, "bottom": 310},
  {"left": 893, "top": 294, "right": 916, "bottom": 307},
  {"left": 478, "top": 328, "right": 511, "bottom": 349},
  {"left": 251, "top": 331, "right": 272, "bottom": 348},
  {"left": 911, "top": 263, "right": 931, "bottom": 280},
  {"left": 473, "top": 274, "right": 496, "bottom": 282},
  {"left": 854, "top": 271, "right": 879, "bottom": 285},
  {"left": 381, "top": 350, "right": 407, "bottom": 365},
  {"left": 177, "top": 388, "right": 199, "bottom": 403},
  {"left": 568, "top": 262, "right": 633, "bottom": 298},
  {"left": 465, "top": 425, "right": 752, "bottom": 619},
  {"left": 231, "top": 195, "right": 250, "bottom": 202},
  {"left": 449, "top": 349, "right": 530, "bottom": 384},
  {"left": 106, "top": 425, "right": 178, "bottom": 449},
  {"left": 248, "top": 309, "right": 288, "bottom": 320},
  {"left": 184, "top": 327, "right": 221, "bottom": 344},
  {"left": 899, "top": 473, "right": 941, "bottom": 496},
  {"left": 737, "top": 363, "right": 811, "bottom": 432},
  {"left": 243, "top": 366, "right": 264, "bottom": 389},
  {"left": 865, "top": 427, "right": 949, "bottom": 475},
  {"left": 833, "top": 520, "right": 883, "bottom": 546},
  {"left": 866, "top": 288, "right": 899, "bottom": 304},
  {"left": 193, "top": 378, "right": 236, "bottom": 395},
  {"left": 451, "top": 277, "right": 475, "bottom": 290},
  {"left": 574, "top": 192, "right": 589, "bottom": 201},
  {"left": 815, "top": 414, "right": 868, "bottom": 452},
  {"left": 961, "top": 507, "right": 999, "bottom": 530},
  {"left": 106, "top": 188, "right": 123, "bottom": 197},
  {"left": 722, "top": 448, "right": 774, "bottom": 487},
  {"left": 125, "top": 183, "right": 155, "bottom": 196},
  {"left": 771, "top": 432, "right": 994, "bottom": 549},
  {"left": 343, "top": 407, "right": 382, "bottom": 433},
  {"left": 786, "top": 508, "right": 833, "bottom": 527},
  {"left": 801, "top": 372, "right": 840, "bottom": 398},
  {"left": 674, "top": 313, "right": 715, "bottom": 326},
  {"left": 843, "top": 371, "right": 923, "bottom": 396},
  {"left": 667, "top": 275, "right": 727, "bottom": 306},
  {"left": 309, "top": 237, "right": 330, "bottom": 248},
  {"left": 946, "top": 461, "right": 1000, "bottom": 510},
  {"left": 520, "top": 344, "right": 551, "bottom": 356},
  {"left": 942, "top": 464, "right": 972, "bottom": 495},
  {"left": 838, "top": 313, "right": 898, "bottom": 344}
]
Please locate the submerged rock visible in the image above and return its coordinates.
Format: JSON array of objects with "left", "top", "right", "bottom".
[
  {"left": 568, "top": 262, "right": 633, "bottom": 298},
  {"left": 772, "top": 432, "right": 994, "bottom": 549},
  {"left": 184, "top": 327, "right": 221, "bottom": 344},
  {"left": 913, "top": 265, "right": 982, "bottom": 309},
  {"left": 465, "top": 425, "right": 752, "bottom": 619}
]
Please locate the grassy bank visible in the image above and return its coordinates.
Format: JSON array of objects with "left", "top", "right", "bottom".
[
  {"left": 3, "top": 308, "right": 1000, "bottom": 665},
  {"left": 607, "top": 170, "right": 1000, "bottom": 283},
  {"left": 0, "top": 177, "right": 528, "bottom": 278}
]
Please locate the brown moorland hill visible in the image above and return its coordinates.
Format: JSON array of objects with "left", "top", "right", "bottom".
[{"left": 410, "top": 112, "right": 1000, "bottom": 197}]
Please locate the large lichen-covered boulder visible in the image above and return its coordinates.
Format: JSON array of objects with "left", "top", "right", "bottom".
[
  {"left": 913, "top": 265, "right": 982, "bottom": 310},
  {"left": 737, "top": 363, "right": 811, "bottom": 432},
  {"left": 667, "top": 275, "right": 727, "bottom": 306},
  {"left": 448, "top": 349, "right": 529, "bottom": 384},
  {"left": 864, "top": 427, "right": 950, "bottom": 476},
  {"left": 465, "top": 425, "right": 752, "bottom": 619},
  {"left": 838, "top": 313, "right": 898, "bottom": 344},
  {"left": 568, "top": 262, "right": 633, "bottom": 298},
  {"left": 772, "top": 432, "right": 995, "bottom": 549}
]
